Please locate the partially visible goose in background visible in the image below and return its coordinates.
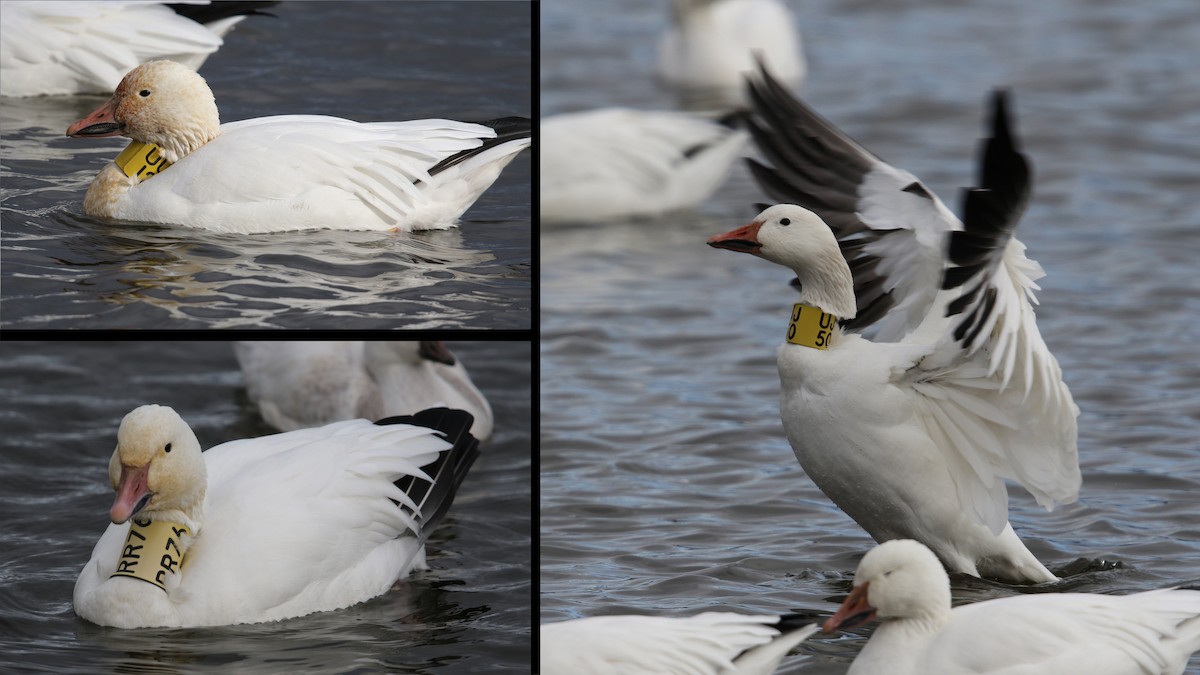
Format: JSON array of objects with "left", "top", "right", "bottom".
[
  {"left": 541, "top": 107, "right": 746, "bottom": 224},
  {"left": 74, "top": 405, "right": 480, "bottom": 628},
  {"left": 657, "top": 0, "right": 804, "bottom": 108},
  {"left": 65, "top": 59, "right": 531, "bottom": 232},
  {"left": 236, "top": 341, "right": 493, "bottom": 441},
  {"left": 541, "top": 612, "right": 819, "bottom": 674},
  {"left": 708, "top": 75, "right": 1079, "bottom": 583},
  {"left": 0, "top": 1, "right": 277, "bottom": 97},
  {"left": 825, "top": 540, "right": 1200, "bottom": 675}
]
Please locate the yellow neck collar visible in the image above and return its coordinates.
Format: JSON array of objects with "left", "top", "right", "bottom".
[
  {"left": 109, "top": 518, "right": 191, "bottom": 590},
  {"left": 787, "top": 303, "right": 838, "bottom": 350},
  {"left": 114, "top": 141, "right": 172, "bottom": 182}
]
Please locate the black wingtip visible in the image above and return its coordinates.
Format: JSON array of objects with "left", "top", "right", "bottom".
[
  {"left": 715, "top": 108, "right": 750, "bottom": 130},
  {"left": 776, "top": 611, "right": 825, "bottom": 630},
  {"left": 427, "top": 117, "right": 531, "bottom": 177},
  {"left": 989, "top": 89, "right": 1015, "bottom": 149},
  {"left": 944, "top": 88, "right": 1031, "bottom": 295},
  {"left": 166, "top": 1, "right": 281, "bottom": 24},
  {"left": 473, "top": 116, "right": 532, "bottom": 141},
  {"left": 376, "top": 407, "right": 477, "bottom": 451},
  {"left": 377, "top": 408, "right": 482, "bottom": 544}
]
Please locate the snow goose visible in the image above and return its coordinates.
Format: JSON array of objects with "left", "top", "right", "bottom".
[
  {"left": 74, "top": 405, "right": 480, "bottom": 628},
  {"left": 0, "top": 1, "right": 275, "bottom": 97},
  {"left": 707, "top": 80, "right": 1078, "bottom": 583},
  {"left": 541, "top": 108, "right": 746, "bottom": 224},
  {"left": 657, "top": 0, "right": 805, "bottom": 108},
  {"left": 824, "top": 540, "right": 1200, "bottom": 675},
  {"left": 235, "top": 341, "right": 493, "bottom": 441},
  {"left": 540, "top": 612, "right": 819, "bottom": 675},
  {"left": 707, "top": 203, "right": 1069, "bottom": 584},
  {"left": 65, "top": 59, "right": 531, "bottom": 233}
]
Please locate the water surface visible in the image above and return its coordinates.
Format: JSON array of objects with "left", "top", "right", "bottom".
[
  {"left": 1, "top": 2, "right": 532, "bottom": 329},
  {"left": 541, "top": 0, "right": 1200, "bottom": 671},
  {"left": 0, "top": 340, "right": 531, "bottom": 673}
]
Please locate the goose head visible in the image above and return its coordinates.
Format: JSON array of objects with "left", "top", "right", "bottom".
[
  {"left": 823, "top": 539, "right": 952, "bottom": 633},
  {"left": 708, "top": 204, "right": 857, "bottom": 318},
  {"left": 66, "top": 60, "right": 221, "bottom": 163},
  {"left": 107, "top": 405, "right": 207, "bottom": 527}
]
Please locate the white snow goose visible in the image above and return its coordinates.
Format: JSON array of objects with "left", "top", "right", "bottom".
[
  {"left": 65, "top": 59, "right": 531, "bottom": 233},
  {"left": 74, "top": 405, "right": 479, "bottom": 628},
  {"left": 708, "top": 73, "right": 1079, "bottom": 584},
  {"left": 540, "top": 612, "right": 819, "bottom": 675},
  {"left": 235, "top": 341, "right": 494, "bottom": 441},
  {"left": 541, "top": 107, "right": 746, "bottom": 224},
  {"left": 0, "top": 1, "right": 276, "bottom": 97},
  {"left": 657, "top": 0, "right": 805, "bottom": 108},
  {"left": 824, "top": 540, "right": 1200, "bottom": 675}
]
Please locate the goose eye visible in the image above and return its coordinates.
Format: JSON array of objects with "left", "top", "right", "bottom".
[
  {"left": 139, "top": 89, "right": 151, "bottom": 97},
  {"left": 164, "top": 443, "right": 172, "bottom": 453},
  {"left": 779, "top": 218, "right": 791, "bottom": 226}
]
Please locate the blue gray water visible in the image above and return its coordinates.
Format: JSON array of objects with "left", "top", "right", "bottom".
[
  {"left": 0, "top": 2, "right": 531, "bottom": 329},
  {"left": 541, "top": 0, "right": 1200, "bottom": 671},
  {"left": 0, "top": 340, "right": 531, "bottom": 673}
]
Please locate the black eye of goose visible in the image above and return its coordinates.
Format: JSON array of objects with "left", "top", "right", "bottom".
[
  {"left": 139, "top": 89, "right": 151, "bottom": 97},
  {"left": 164, "top": 442, "right": 172, "bottom": 453},
  {"left": 779, "top": 218, "right": 791, "bottom": 226}
]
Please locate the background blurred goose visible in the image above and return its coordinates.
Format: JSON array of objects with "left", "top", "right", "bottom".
[
  {"left": 541, "top": 107, "right": 746, "bottom": 224},
  {"left": 657, "top": 0, "right": 804, "bottom": 108},
  {"left": 236, "top": 341, "right": 493, "bottom": 441},
  {"left": 0, "top": 1, "right": 276, "bottom": 97}
]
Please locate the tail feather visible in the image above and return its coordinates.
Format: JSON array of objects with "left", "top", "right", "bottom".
[{"left": 376, "top": 408, "right": 481, "bottom": 544}]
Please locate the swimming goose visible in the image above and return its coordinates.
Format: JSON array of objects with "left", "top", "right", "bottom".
[
  {"left": 541, "top": 107, "right": 746, "bottom": 224},
  {"left": 540, "top": 612, "right": 818, "bottom": 675},
  {"left": 825, "top": 540, "right": 1200, "bottom": 675},
  {"left": 65, "top": 59, "right": 531, "bottom": 233},
  {"left": 657, "top": 0, "right": 805, "bottom": 108},
  {"left": 707, "top": 83, "right": 1078, "bottom": 583},
  {"left": 235, "top": 341, "right": 493, "bottom": 440},
  {"left": 0, "top": 1, "right": 274, "bottom": 97},
  {"left": 74, "top": 405, "right": 479, "bottom": 628}
]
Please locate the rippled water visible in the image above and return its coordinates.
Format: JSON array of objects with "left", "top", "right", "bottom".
[
  {"left": 541, "top": 0, "right": 1200, "bottom": 671},
  {"left": 0, "top": 340, "right": 531, "bottom": 673},
  {"left": 0, "top": 2, "right": 531, "bottom": 329}
]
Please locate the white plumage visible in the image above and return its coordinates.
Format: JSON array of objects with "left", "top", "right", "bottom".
[
  {"left": 65, "top": 59, "right": 530, "bottom": 232},
  {"left": 541, "top": 108, "right": 746, "bottom": 224},
  {"left": 709, "top": 77, "right": 1081, "bottom": 582},
  {"left": 657, "top": 0, "right": 805, "bottom": 108},
  {"left": 235, "top": 341, "right": 493, "bottom": 440},
  {"left": 825, "top": 540, "right": 1200, "bottom": 675},
  {"left": 711, "top": 201, "right": 1075, "bottom": 583},
  {"left": 0, "top": 1, "right": 261, "bottom": 97},
  {"left": 541, "top": 612, "right": 818, "bottom": 675},
  {"left": 74, "top": 404, "right": 478, "bottom": 628}
]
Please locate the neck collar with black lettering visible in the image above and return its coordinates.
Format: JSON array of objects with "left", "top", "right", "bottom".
[
  {"left": 786, "top": 303, "right": 838, "bottom": 350},
  {"left": 114, "top": 141, "right": 172, "bottom": 182},
  {"left": 110, "top": 517, "right": 191, "bottom": 590}
]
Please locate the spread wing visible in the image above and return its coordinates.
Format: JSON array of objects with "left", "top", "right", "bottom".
[{"left": 745, "top": 65, "right": 1079, "bottom": 519}]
